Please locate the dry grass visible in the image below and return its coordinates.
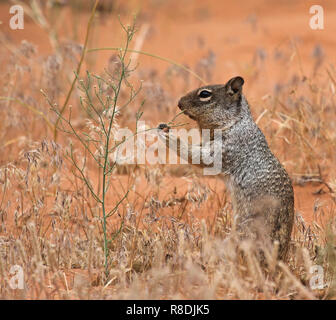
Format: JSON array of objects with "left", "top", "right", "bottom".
[{"left": 0, "top": 0, "right": 336, "bottom": 300}]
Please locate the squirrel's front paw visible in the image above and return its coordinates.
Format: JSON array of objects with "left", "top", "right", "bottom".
[{"left": 157, "top": 123, "right": 170, "bottom": 133}]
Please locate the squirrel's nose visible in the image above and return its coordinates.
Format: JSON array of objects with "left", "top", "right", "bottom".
[{"left": 177, "top": 98, "right": 184, "bottom": 110}]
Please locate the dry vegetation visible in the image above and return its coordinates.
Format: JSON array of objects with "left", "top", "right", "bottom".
[{"left": 0, "top": 0, "right": 336, "bottom": 300}]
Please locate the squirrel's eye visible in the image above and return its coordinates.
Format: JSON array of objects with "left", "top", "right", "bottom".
[{"left": 199, "top": 90, "right": 212, "bottom": 99}]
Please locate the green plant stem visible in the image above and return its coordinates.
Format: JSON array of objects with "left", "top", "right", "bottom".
[{"left": 100, "top": 37, "right": 132, "bottom": 277}]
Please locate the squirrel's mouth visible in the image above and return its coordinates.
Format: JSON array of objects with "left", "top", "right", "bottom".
[
  {"left": 185, "top": 112, "right": 197, "bottom": 121},
  {"left": 178, "top": 107, "right": 197, "bottom": 121},
  {"left": 181, "top": 110, "right": 196, "bottom": 121}
]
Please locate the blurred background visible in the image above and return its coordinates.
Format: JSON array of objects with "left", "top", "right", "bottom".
[{"left": 1, "top": 0, "right": 335, "bottom": 86}]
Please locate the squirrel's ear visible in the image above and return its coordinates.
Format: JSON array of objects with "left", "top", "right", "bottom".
[{"left": 226, "top": 76, "right": 244, "bottom": 94}]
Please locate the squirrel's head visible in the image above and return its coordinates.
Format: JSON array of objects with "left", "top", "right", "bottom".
[{"left": 178, "top": 76, "right": 249, "bottom": 129}]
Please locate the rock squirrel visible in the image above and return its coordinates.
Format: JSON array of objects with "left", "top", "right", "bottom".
[{"left": 158, "top": 76, "right": 294, "bottom": 262}]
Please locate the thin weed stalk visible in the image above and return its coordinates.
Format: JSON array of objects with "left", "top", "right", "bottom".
[
  {"left": 54, "top": 0, "right": 99, "bottom": 142},
  {"left": 46, "top": 18, "right": 141, "bottom": 279}
]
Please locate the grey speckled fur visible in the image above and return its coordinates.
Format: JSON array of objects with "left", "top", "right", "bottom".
[{"left": 158, "top": 76, "right": 294, "bottom": 261}]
